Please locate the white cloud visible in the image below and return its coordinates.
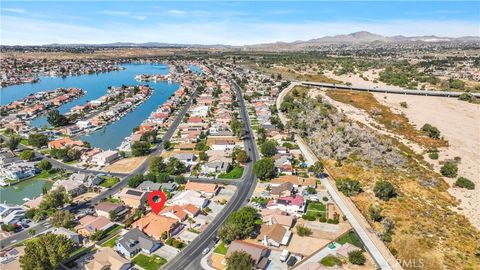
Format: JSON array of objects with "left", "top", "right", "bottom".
[
  {"left": 1, "top": 8, "right": 27, "bottom": 14},
  {"left": 99, "top": 10, "right": 146, "bottom": 20},
  {"left": 167, "top": 9, "right": 186, "bottom": 15},
  {"left": 1, "top": 15, "right": 478, "bottom": 46}
]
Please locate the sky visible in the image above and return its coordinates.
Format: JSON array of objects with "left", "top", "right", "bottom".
[{"left": 1, "top": 1, "right": 479, "bottom": 45}]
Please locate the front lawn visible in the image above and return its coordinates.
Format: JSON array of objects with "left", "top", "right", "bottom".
[
  {"left": 218, "top": 166, "right": 244, "bottom": 179},
  {"left": 307, "top": 202, "right": 326, "bottom": 211},
  {"left": 214, "top": 241, "right": 228, "bottom": 255},
  {"left": 320, "top": 255, "right": 343, "bottom": 267},
  {"left": 101, "top": 235, "right": 120, "bottom": 248},
  {"left": 336, "top": 231, "right": 363, "bottom": 248},
  {"left": 132, "top": 254, "right": 167, "bottom": 270},
  {"left": 99, "top": 176, "right": 120, "bottom": 188}
]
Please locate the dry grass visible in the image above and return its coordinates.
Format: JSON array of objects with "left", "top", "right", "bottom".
[
  {"left": 325, "top": 154, "right": 480, "bottom": 270},
  {"left": 248, "top": 64, "right": 342, "bottom": 84},
  {"left": 105, "top": 156, "right": 146, "bottom": 173},
  {"left": 325, "top": 90, "right": 448, "bottom": 149}
]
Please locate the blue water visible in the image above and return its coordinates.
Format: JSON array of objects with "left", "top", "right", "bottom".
[
  {"left": 189, "top": 64, "right": 203, "bottom": 74},
  {"left": 0, "top": 64, "right": 181, "bottom": 150}
]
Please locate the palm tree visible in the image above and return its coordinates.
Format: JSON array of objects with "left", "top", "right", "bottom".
[{"left": 187, "top": 217, "right": 195, "bottom": 229}]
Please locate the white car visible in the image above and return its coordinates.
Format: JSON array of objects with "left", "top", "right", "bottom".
[{"left": 202, "top": 248, "right": 210, "bottom": 255}]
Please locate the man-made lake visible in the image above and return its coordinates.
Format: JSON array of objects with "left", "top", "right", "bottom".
[
  {"left": 0, "top": 178, "right": 52, "bottom": 205},
  {"left": 0, "top": 64, "right": 181, "bottom": 150},
  {"left": 0, "top": 63, "right": 202, "bottom": 205}
]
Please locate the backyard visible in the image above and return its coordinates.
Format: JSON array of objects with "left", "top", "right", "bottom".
[
  {"left": 98, "top": 176, "right": 120, "bottom": 188},
  {"left": 218, "top": 166, "right": 244, "bottom": 179}
]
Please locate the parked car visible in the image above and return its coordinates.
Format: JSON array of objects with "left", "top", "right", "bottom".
[{"left": 202, "top": 248, "right": 210, "bottom": 255}]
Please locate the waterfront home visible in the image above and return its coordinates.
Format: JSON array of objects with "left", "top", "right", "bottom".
[
  {"left": 0, "top": 203, "right": 26, "bottom": 225},
  {"left": 23, "top": 196, "right": 43, "bottom": 209},
  {"left": 184, "top": 182, "right": 218, "bottom": 198},
  {"left": 85, "top": 247, "right": 132, "bottom": 270},
  {"left": 0, "top": 161, "right": 39, "bottom": 181},
  {"left": 91, "top": 150, "right": 119, "bottom": 166},
  {"left": 0, "top": 152, "right": 20, "bottom": 165},
  {"left": 53, "top": 179, "right": 87, "bottom": 197},
  {"left": 80, "top": 148, "right": 102, "bottom": 163},
  {"left": 117, "top": 188, "right": 147, "bottom": 208},
  {"left": 132, "top": 213, "right": 181, "bottom": 240},
  {"left": 159, "top": 204, "right": 200, "bottom": 222},
  {"left": 95, "top": 202, "right": 129, "bottom": 220},
  {"left": 169, "top": 190, "right": 208, "bottom": 208},
  {"left": 226, "top": 240, "right": 270, "bottom": 270},
  {"left": 75, "top": 215, "right": 115, "bottom": 237},
  {"left": 267, "top": 195, "right": 306, "bottom": 215},
  {"left": 257, "top": 223, "right": 292, "bottom": 247},
  {"left": 47, "top": 227, "right": 82, "bottom": 244},
  {"left": 47, "top": 137, "right": 84, "bottom": 149},
  {"left": 116, "top": 228, "right": 160, "bottom": 258},
  {"left": 261, "top": 209, "right": 294, "bottom": 229}
]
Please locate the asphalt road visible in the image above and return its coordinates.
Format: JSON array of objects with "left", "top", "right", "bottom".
[
  {"left": 162, "top": 80, "right": 259, "bottom": 270},
  {"left": 0, "top": 86, "right": 199, "bottom": 249}
]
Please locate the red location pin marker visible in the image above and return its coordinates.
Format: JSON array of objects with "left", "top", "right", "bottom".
[{"left": 147, "top": 190, "right": 167, "bottom": 214}]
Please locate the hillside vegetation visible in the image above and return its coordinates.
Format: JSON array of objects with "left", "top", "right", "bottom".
[{"left": 282, "top": 86, "right": 480, "bottom": 270}]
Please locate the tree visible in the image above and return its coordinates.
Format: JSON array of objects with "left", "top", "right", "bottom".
[
  {"left": 199, "top": 151, "right": 209, "bottom": 161},
  {"left": 348, "top": 250, "right": 366, "bottom": 265},
  {"left": 89, "top": 230, "right": 107, "bottom": 241},
  {"left": 156, "top": 172, "right": 170, "bottom": 183},
  {"left": 39, "top": 187, "right": 69, "bottom": 211},
  {"left": 174, "top": 175, "right": 186, "bottom": 184},
  {"left": 296, "top": 225, "right": 312, "bottom": 237},
  {"left": 455, "top": 177, "right": 475, "bottom": 190},
  {"left": 131, "top": 141, "right": 150, "bottom": 156},
  {"left": 421, "top": 123, "right": 441, "bottom": 139},
  {"left": 256, "top": 127, "right": 267, "bottom": 144},
  {"left": 47, "top": 109, "right": 69, "bottom": 127},
  {"left": 51, "top": 210, "right": 74, "bottom": 228},
  {"left": 66, "top": 148, "right": 81, "bottom": 161},
  {"left": 195, "top": 141, "right": 208, "bottom": 151},
  {"left": 28, "top": 133, "right": 49, "bottom": 148},
  {"left": 109, "top": 210, "right": 117, "bottom": 221},
  {"left": 128, "top": 174, "right": 144, "bottom": 188},
  {"left": 38, "top": 159, "right": 52, "bottom": 171},
  {"left": 226, "top": 251, "right": 254, "bottom": 270},
  {"left": 368, "top": 205, "right": 383, "bottom": 222},
  {"left": 336, "top": 178, "right": 362, "bottom": 196},
  {"left": 19, "top": 233, "right": 73, "bottom": 270},
  {"left": 163, "top": 140, "right": 172, "bottom": 150},
  {"left": 309, "top": 161, "right": 324, "bottom": 176},
  {"left": 440, "top": 161, "right": 458, "bottom": 178},
  {"left": 373, "top": 181, "right": 397, "bottom": 201},
  {"left": 149, "top": 156, "right": 167, "bottom": 175},
  {"left": 217, "top": 207, "right": 257, "bottom": 243},
  {"left": 165, "top": 157, "right": 186, "bottom": 175},
  {"left": 235, "top": 150, "right": 249, "bottom": 163},
  {"left": 19, "top": 150, "right": 35, "bottom": 161},
  {"left": 6, "top": 136, "right": 20, "bottom": 152},
  {"left": 28, "top": 229, "right": 36, "bottom": 237},
  {"left": 253, "top": 158, "right": 275, "bottom": 180},
  {"left": 260, "top": 140, "right": 276, "bottom": 157}
]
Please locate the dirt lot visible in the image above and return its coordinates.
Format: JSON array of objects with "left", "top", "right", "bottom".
[
  {"left": 372, "top": 93, "right": 480, "bottom": 229},
  {"left": 105, "top": 156, "right": 147, "bottom": 173},
  {"left": 288, "top": 234, "right": 330, "bottom": 256}
]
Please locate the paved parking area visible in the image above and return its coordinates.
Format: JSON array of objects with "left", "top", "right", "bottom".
[
  {"left": 177, "top": 229, "right": 199, "bottom": 244},
  {"left": 266, "top": 250, "right": 288, "bottom": 270},
  {"left": 154, "top": 244, "right": 180, "bottom": 260}
]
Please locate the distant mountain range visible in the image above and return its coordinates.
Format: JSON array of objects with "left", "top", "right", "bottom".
[
  {"left": 244, "top": 31, "right": 480, "bottom": 50},
  {"left": 16, "top": 31, "right": 480, "bottom": 49}
]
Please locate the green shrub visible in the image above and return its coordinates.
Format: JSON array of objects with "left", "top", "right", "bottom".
[
  {"left": 348, "top": 250, "right": 366, "bottom": 265},
  {"left": 440, "top": 161, "right": 458, "bottom": 178},
  {"left": 373, "top": 181, "right": 397, "bottom": 201},
  {"left": 428, "top": 152, "right": 439, "bottom": 160},
  {"left": 455, "top": 177, "right": 475, "bottom": 190}
]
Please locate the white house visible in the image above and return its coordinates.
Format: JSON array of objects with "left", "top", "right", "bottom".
[
  {"left": 91, "top": 150, "right": 119, "bottom": 166},
  {"left": 0, "top": 203, "right": 26, "bottom": 225},
  {"left": 169, "top": 190, "right": 208, "bottom": 208}
]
